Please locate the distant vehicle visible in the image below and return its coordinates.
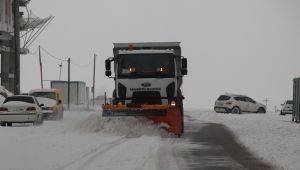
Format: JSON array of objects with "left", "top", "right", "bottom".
[
  {"left": 214, "top": 93, "right": 266, "bottom": 114},
  {"left": 280, "top": 100, "right": 293, "bottom": 115},
  {"left": 0, "top": 95, "right": 44, "bottom": 126},
  {"left": 50, "top": 81, "right": 86, "bottom": 105},
  {"left": 29, "top": 88, "right": 64, "bottom": 120}
]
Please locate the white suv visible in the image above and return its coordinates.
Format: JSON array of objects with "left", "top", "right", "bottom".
[
  {"left": 214, "top": 94, "right": 266, "bottom": 114},
  {"left": 280, "top": 100, "right": 293, "bottom": 115}
]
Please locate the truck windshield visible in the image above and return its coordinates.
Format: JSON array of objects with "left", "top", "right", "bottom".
[
  {"left": 30, "top": 92, "right": 56, "bottom": 100},
  {"left": 118, "top": 54, "right": 175, "bottom": 78}
]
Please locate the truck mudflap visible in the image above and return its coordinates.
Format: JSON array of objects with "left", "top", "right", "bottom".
[{"left": 102, "top": 104, "right": 183, "bottom": 135}]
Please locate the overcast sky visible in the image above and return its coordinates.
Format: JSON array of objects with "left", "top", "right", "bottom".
[{"left": 20, "top": 0, "right": 300, "bottom": 109}]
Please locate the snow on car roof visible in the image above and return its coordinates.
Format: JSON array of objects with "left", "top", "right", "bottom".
[
  {"left": 29, "top": 88, "right": 57, "bottom": 93},
  {"left": 223, "top": 92, "right": 247, "bottom": 97}
]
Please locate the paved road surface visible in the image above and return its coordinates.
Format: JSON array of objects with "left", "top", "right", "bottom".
[{"left": 180, "top": 115, "right": 276, "bottom": 170}]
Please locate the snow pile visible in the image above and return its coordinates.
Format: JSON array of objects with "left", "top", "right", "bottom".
[
  {"left": 73, "top": 112, "right": 169, "bottom": 137},
  {"left": 186, "top": 109, "right": 300, "bottom": 170}
]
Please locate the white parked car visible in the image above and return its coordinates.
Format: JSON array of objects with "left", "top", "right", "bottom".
[
  {"left": 214, "top": 94, "right": 266, "bottom": 114},
  {"left": 0, "top": 95, "right": 44, "bottom": 126},
  {"left": 280, "top": 100, "right": 293, "bottom": 115}
]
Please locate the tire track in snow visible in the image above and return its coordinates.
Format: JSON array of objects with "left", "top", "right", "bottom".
[
  {"left": 54, "top": 137, "right": 127, "bottom": 170},
  {"left": 72, "top": 136, "right": 161, "bottom": 170}
]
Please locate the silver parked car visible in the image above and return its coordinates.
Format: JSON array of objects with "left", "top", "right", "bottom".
[
  {"left": 0, "top": 95, "right": 44, "bottom": 126},
  {"left": 214, "top": 93, "right": 266, "bottom": 114}
]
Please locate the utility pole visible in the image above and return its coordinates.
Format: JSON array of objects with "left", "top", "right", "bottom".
[
  {"left": 13, "top": 0, "right": 21, "bottom": 94},
  {"left": 38, "top": 45, "right": 43, "bottom": 88},
  {"left": 263, "top": 98, "right": 271, "bottom": 110},
  {"left": 59, "top": 63, "right": 62, "bottom": 80},
  {"left": 92, "top": 54, "right": 96, "bottom": 107},
  {"left": 67, "top": 58, "right": 70, "bottom": 110}
]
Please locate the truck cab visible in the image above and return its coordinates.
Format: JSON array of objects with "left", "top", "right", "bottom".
[
  {"left": 103, "top": 42, "right": 187, "bottom": 135},
  {"left": 105, "top": 42, "right": 187, "bottom": 107}
]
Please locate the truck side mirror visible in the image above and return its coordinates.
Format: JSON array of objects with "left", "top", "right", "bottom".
[
  {"left": 105, "top": 59, "right": 111, "bottom": 70},
  {"left": 182, "top": 58, "right": 187, "bottom": 69},
  {"left": 181, "top": 58, "right": 187, "bottom": 75},
  {"left": 181, "top": 69, "right": 187, "bottom": 75},
  {"left": 105, "top": 70, "right": 112, "bottom": 77}
]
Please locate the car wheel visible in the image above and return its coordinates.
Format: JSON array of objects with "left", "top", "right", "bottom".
[
  {"left": 0, "top": 122, "right": 6, "bottom": 126},
  {"left": 39, "top": 116, "right": 44, "bottom": 125},
  {"left": 231, "top": 107, "right": 241, "bottom": 114},
  {"left": 257, "top": 107, "right": 266, "bottom": 114},
  {"left": 59, "top": 112, "right": 64, "bottom": 120},
  {"left": 7, "top": 122, "right": 12, "bottom": 126},
  {"left": 34, "top": 115, "right": 44, "bottom": 125}
]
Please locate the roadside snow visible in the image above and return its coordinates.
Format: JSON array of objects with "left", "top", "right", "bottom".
[
  {"left": 186, "top": 109, "right": 299, "bottom": 170},
  {"left": 1, "top": 108, "right": 297, "bottom": 170},
  {"left": 0, "top": 110, "right": 181, "bottom": 170}
]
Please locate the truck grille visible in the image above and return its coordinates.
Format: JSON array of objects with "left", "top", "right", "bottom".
[{"left": 132, "top": 91, "right": 161, "bottom": 104}]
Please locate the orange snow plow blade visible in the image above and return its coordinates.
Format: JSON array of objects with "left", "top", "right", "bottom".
[{"left": 102, "top": 104, "right": 183, "bottom": 135}]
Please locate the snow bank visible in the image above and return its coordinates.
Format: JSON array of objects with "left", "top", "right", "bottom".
[
  {"left": 73, "top": 112, "right": 170, "bottom": 137},
  {"left": 186, "top": 109, "right": 299, "bottom": 170}
]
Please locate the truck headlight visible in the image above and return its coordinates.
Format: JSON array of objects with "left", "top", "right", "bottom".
[{"left": 171, "top": 100, "right": 176, "bottom": 106}]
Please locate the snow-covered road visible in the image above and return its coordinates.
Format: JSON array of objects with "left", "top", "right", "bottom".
[
  {"left": 0, "top": 109, "right": 298, "bottom": 170},
  {"left": 0, "top": 110, "right": 186, "bottom": 170}
]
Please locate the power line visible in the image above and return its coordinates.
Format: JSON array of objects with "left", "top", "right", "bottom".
[
  {"left": 40, "top": 46, "right": 68, "bottom": 62},
  {"left": 71, "top": 60, "right": 93, "bottom": 68}
]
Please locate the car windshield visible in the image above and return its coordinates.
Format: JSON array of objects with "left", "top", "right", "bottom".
[
  {"left": 30, "top": 92, "right": 56, "bottom": 100},
  {"left": 3, "top": 96, "right": 34, "bottom": 104},
  {"left": 286, "top": 100, "right": 293, "bottom": 104},
  {"left": 218, "top": 95, "right": 230, "bottom": 101},
  {"left": 118, "top": 54, "right": 175, "bottom": 78}
]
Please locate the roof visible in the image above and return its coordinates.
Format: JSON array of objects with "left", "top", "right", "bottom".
[
  {"left": 50, "top": 81, "right": 86, "bottom": 84},
  {"left": 113, "top": 42, "right": 182, "bottom": 57},
  {"left": 29, "top": 88, "right": 57, "bottom": 93},
  {"left": 113, "top": 42, "right": 180, "bottom": 48},
  {"left": 223, "top": 92, "right": 247, "bottom": 97}
]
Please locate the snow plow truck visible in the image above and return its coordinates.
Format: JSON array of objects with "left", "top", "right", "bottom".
[{"left": 102, "top": 42, "right": 187, "bottom": 136}]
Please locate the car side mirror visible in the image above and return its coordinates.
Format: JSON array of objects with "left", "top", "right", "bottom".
[{"left": 40, "top": 104, "right": 44, "bottom": 107}]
